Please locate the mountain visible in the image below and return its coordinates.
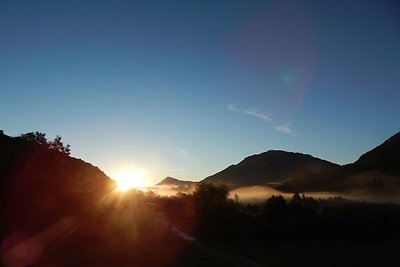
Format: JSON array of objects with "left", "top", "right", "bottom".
[
  {"left": 0, "top": 132, "right": 114, "bottom": 239},
  {"left": 202, "top": 150, "right": 339, "bottom": 190},
  {"left": 156, "top": 176, "right": 197, "bottom": 191},
  {"left": 201, "top": 131, "right": 400, "bottom": 197},
  {"left": 278, "top": 131, "right": 400, "bottom": 194},
  {"left": 348, "top": 131, "right": 400, "bottom": 175}
]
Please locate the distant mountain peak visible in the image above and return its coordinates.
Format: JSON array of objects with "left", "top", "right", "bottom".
[
  {"left": 202, "top": 149, "right": 339, "bottom": 190},
  {"left": 156, "top": 177, "right": 197, "bottom": 187},
  {"left": 159, "top": 176, "right": 180, "bottom": 184}
]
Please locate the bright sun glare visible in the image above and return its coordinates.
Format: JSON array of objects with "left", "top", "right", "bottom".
[{"left": 112, "top": 169, "right": 148, "bottom": 191}]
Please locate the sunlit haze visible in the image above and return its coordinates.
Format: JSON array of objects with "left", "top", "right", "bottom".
[
  {"left": 112, "top": 168, "right": 150, "bottom": 191},
  {"left": 1, "top": 1, "right": 399, "bottom": 184}
]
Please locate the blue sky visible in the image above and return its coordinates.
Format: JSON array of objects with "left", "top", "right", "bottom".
[{"left": 1, "top": 0, "right": 399, "bottom": 185}]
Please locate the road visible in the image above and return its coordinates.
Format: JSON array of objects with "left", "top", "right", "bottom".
[
  {"left": 2, "top": 197, "right": 266, "bottom": 267},
  {"left": 156, "top": 212, "right": 266, "bottom": 267}
]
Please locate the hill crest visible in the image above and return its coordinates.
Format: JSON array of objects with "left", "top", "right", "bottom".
[
  {"left": 156, "top": 176, "right": 197, "bottom": 187},
  {"left": 202, "top": 150, "right": 339, "bottom": 189}
]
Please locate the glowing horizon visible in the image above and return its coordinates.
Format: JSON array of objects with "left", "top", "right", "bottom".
[
  {"left": 1, "top": 1, "right": 399, "bottom": 182},
  {"left": 111, "top": 168, "right": 150, "bottom": 191}
]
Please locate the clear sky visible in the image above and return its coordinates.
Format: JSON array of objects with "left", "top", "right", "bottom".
[{"left": 1, "top": 0, "right": 399, "bottom": 185}]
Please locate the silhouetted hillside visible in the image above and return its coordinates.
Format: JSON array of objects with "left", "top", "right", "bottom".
[
  {"left": 155, "top": 177, "right": 197, "bottom": 194},
  {"left": 0, "top": 132, "right": 114, "bottom": 239},
  {"left": 349, "top": 131, "right": 400, "bottom": 175},
  {"left": 202, "top": 150, "right": 339, "bottom": 190},
  {"left": 279, "top": 131, "right": 400, "bottom": 195},
  {"left": 200, "top": 131, "right": 400, "bottom": 199},
  {"left": 156, "top": 176, "right": 197, "bottom": 188}
]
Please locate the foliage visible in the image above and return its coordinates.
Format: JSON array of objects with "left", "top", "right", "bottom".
[
  {"left": 20, "top": 131, "right": 48, "bottom": 145},
  {"left": 49, "top": 135, "right": 71, "bottom": 155},
  {"left": 157, "top": 185, "right": 400, "bottom": 242},
  {"left": 261, "top": 195, "right": 288, "bottom": 226},
  {"left": 19, "top": 131, "right": 71, "bottom": 155},
  {"left": 192, "top": 182, "right": 230, "bottom": 214}
]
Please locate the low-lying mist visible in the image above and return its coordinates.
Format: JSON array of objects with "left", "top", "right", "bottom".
[
  {"left": 228, "top": 186, "right": 293, "bottom": 203},
  {"left": 229, "top": 186, "right": 400, "bottom": 204},
  {"left": 146, "top": 185, "right": 195, "bottom": 197},
  {"left": 147, "top": 185, "right": 400, "bottom": 204}
]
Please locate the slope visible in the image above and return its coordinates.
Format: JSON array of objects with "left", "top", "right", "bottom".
[
  {"left": 202, "top": 150, "right": 339, "bottom": 190},
  {"left": 279, "top": 131, "right": 400, "bottom": 194},
  {"left": 0, "top": 132, "right": 115, "bottom": 239}
]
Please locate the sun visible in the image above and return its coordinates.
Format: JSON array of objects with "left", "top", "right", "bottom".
[{"left": 112, "top": 169, "right": 148, "bottom": 191}]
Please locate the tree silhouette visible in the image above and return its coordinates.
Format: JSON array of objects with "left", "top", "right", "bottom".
[
  {"left": 190, "top": 183, "right": 242, "bottom": 239},
  {"left": 20, "top": 131, "right": 48, "bottom": 145},
  {"left": 261, "top": 195, "right": 288, "bottom": 227},
  {"left": 19, "top": 132, "right": 71, "bottom": 156},
  {"left": 193, "top": 183, "right": 229, "bottom": 208},
  {"left": 49, "top": 135, "right": 71, "bottom": 155}
]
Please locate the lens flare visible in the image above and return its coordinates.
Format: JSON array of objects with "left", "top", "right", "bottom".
[{"left": 112, "top": 169, "right": 148, "bottom": 191}]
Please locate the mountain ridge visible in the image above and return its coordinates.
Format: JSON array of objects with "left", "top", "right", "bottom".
[
  {"left": 156, "top": 176, "right": 197, "bottom": 187},
  {"left": 348, "top": 131, "right": 400, "bottom": 175},
  {"left": 159, "top": 131, "right": 400, "bottom": 197},
  {"left": 202, "top": 150, "right": 339, "bottom": 190}
]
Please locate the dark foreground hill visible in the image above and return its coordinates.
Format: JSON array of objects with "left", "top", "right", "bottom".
[
  {"left": 0, "top": 132, "right": 114, "bottom": 240},
  {"left": 202, "top": 150, "right": 339, "bottom": 190},
  {"left": 0, "top": 132, "right": 233, "bottom": 267}
]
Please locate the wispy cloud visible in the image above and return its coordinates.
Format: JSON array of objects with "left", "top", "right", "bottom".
[
  {"left": 227, "top": 104, "right": 298, "bottom": 136},
  {"left": 179, "top": 148, "right": 192, "bottom": 159},
  {"left": 227, "top": 104, "right": 272, "bottom": 122},
  {"left": 274, "top": 123, "right": 297, "bottom": 136}
]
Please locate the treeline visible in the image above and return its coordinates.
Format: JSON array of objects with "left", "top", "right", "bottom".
[
  {"left": 19, "top": 131, "right": 71, "bottom": 155},
  {"left": 149, "top": 183, "right": 400, "bottom": 242},
  {"left": 0, "top": 130, "right": 71, "bottom": 155}
]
